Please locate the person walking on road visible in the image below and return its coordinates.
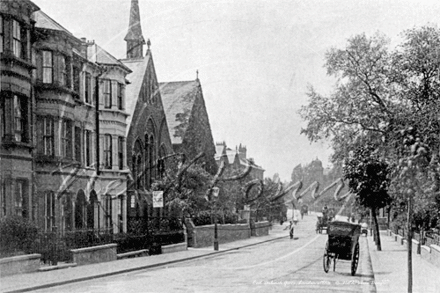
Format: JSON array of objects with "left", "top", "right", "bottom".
[{"left": 284, "top": 220, "right": 295, "bottom": 239}]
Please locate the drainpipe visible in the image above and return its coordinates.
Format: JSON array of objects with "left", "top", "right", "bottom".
[{"left": 95, "top": 75, "right": 100, "bottom": 176}]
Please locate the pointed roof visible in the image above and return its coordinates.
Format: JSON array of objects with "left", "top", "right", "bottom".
[
  {"left": 87, "top": 42, "right": 131, "bottom": 72},
  {"left": 124, "top": 0, "right": 145, "bottom": 44},
  {"left": 159, "top": 80, "right": 201, "bottom": 144},
  {"left": 121, "top": 55, "right": 151, "bottom": 135},
  {"left": 33, "top": 10, "right": 76, "bottom": 39}
]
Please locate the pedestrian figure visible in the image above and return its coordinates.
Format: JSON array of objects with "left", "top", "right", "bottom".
[{"left": 284, "top": 220, "right": 295, "bottom": 239}]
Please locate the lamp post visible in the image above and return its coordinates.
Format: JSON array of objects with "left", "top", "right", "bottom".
[{"left": 211, "top": 187, "right": 220, "bottom": 251}]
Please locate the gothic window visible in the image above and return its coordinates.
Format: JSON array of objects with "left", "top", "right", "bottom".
[
  {"left": 84, "top": 130, "right": 92, "bottom": 167},
  {"left": 103, "top": 79, "right": 112, "bottom": 108},
  {"left": 133, "top": 140, "right": 143, "bottom": 189},
  {"left": 42, "top": 51, "right": 53, "bottom": 84},
  {"left": 118, "top": 137, "right": 124, "bottom": 170},
  {"left": 84, "top": 72, "right": 92, "bottom": 104},
  {"left": 61, "top": 119, "right": 73, "bottom": 158},
  {"left": 104, "top": 134, "right": 112, "bottom": 169},
  {"left": 45, "top": 191, "right": 55, "bottom": 231},
  {"left": 149, "top": 135, "right": 156, "bottom": 181}
]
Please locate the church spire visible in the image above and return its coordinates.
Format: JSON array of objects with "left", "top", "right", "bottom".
[{"left": 124, "top": 0, "right": 145, "bottom": 58}]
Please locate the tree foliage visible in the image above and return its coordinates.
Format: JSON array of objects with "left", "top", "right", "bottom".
[{"left": 300, "top": 26, "right": 440, "bottom": 230}]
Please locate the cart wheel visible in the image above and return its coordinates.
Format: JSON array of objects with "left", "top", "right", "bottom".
[
  {"left": 351, "top": 243, "right": 359, "bottom": 276},
  {"left": 323, "top": 242, "right": 331, "bottom": 273}
]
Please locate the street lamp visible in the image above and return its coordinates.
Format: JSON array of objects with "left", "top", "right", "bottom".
[{"left": 211, "top": 187, "right": 220, "bottom": 251}]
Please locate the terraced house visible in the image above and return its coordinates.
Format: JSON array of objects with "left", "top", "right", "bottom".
[
  {"left": 1, "top": 0, "right": 131, "bottom": 234},
  {"left": 0, "top": 0, "right": 40, "bottom": 220}
]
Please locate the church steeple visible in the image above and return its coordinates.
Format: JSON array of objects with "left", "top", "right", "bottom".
[{"left": 124, "top": 0, "right": 145, "bottom": 58}]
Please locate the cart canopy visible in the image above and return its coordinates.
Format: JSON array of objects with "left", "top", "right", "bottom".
[{"left": 328, "top": 221, "right": 361, "bottom": 237}]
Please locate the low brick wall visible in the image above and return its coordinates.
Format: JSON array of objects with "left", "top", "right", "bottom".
[
  {"left": 188, "top": 222, "right": 251, "bottom": 248},
  {"left": 70, "top": 243, "right": 117, "bottom": 266},
  {"left": 162, "top": 242, "right": 187, "bottom": 254},
  {"left": 390, "top": 230, "right": 440, "bottom": 269},
  {"left": 0, "top": 254, "right": 41, "bottom": 276},
  {"left": 250, "top": 221, "right": 271, "bottom": 237}
]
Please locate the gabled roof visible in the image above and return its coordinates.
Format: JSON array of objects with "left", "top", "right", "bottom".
[
  {"left": 159, "top": 80, "right": 200, "bottom": 144},
  {"left": 87, "top": 43, "right": 131, "bottom": 72},
  {"left": 121, "top": 56, "right": 151, "bottom": 135},
  {"left": 33, "top": 10, "right": 76, "bottom": 39}
]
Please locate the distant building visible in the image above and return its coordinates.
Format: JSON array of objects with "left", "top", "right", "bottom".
[
  {"left": 160, "top": 78, "right": 217, "bottom": 175},
  {"left": 215, "top": 142, "right": 264, "bottom": 180}
]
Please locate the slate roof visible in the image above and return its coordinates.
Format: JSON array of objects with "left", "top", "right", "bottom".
[
  {"left": 159, "top": 80, "right": 200, "bottom": 144},
  {"left": 121, "top": 56, "right": 151, "bottom": 135},
  {"left": 33, "top": 10, "right": 75, "bottom": 38},
  {"left": 87, "top": 43, "right": 131, "bottom": 72}
]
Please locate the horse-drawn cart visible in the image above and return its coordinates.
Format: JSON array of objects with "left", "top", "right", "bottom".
[
  {"left": 316, "top": 216, "right": 328, "bottom": 234},
  {"left": 323, "top": 221, "right": 361, "bottom": 276}
]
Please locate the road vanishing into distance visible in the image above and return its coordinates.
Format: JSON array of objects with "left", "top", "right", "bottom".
[{"left": 35, "top": 215, "right": 375, "bottom": 293}]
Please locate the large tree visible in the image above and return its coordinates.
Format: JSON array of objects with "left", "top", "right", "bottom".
[{"left": 343, "top": 145, "right": 391, "bottom": 250}]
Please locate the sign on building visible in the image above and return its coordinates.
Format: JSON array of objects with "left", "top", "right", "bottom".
[
  {"left": 153, "top": 191, "right": 164, "bottom": 208},
  {"left": 212, "top": 187, "right": 220, "bottom": 198}
]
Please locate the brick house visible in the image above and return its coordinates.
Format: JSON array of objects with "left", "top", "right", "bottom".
[
  {"left": 159, "top": 78, "right": 217, "bottom": 175},
  {"left": 0, "top": 0, "right": 40, "bottom": 220},
  {"left": 120, "top": 0, "right": 174, "bottom": 232}
]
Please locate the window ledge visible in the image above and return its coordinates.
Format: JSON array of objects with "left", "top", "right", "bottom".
[
  {"left": 0, "top": 52, "right": 35, "bottom": 69},
  {"left": 1, "top": 137, "right": 32, "bottom": 150}
]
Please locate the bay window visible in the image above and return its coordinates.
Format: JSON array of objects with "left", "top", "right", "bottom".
[
  {"left": 61, "top": 119, "right": 73, "bottom": 158},
  {"left": 37, "top": 116, "right": 54, "bottom": 156},
  {"left": 84, "top": 72, "right": 92, "bottom": 104},
  {"left": 103, "top": 79, "right": 112, "bottom": 108},
  {"left": 84, "top": 129, "right": 92, "bottom": 167},
  {"left": 117, "top": 83, "right": 124, "bottom": 110},
  {"left": 104, "top": 134, "right": 112, "bottom": 169},
  {"left": 12, "top": 20, "right": 21, "bottom": 58},
  {"left": 42, "top": 50, "right": 53, "bottom": 83}
]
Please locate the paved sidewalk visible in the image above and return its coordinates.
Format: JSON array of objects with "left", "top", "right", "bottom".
[
  {"left": 0, "top": 224, "right": 289, "bottom": 293},
  {"left": 367, "top": 230, "right": 440, "bottom": 293}
]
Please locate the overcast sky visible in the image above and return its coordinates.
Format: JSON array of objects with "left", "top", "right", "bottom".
[{"left": 32, "top": 0, "right": 440, "bottom": 181}]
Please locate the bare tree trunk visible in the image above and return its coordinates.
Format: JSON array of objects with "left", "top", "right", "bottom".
[{"left": 372, "top": 208, "right": 382, "bottom": 251}]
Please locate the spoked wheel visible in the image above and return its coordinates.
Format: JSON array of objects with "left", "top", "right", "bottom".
[
  {"left": 351, "top": 243, "right": 360, "bottom": 276},
  {"left": 323, "top": 242, "right": 331, "bottom": 273}
]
